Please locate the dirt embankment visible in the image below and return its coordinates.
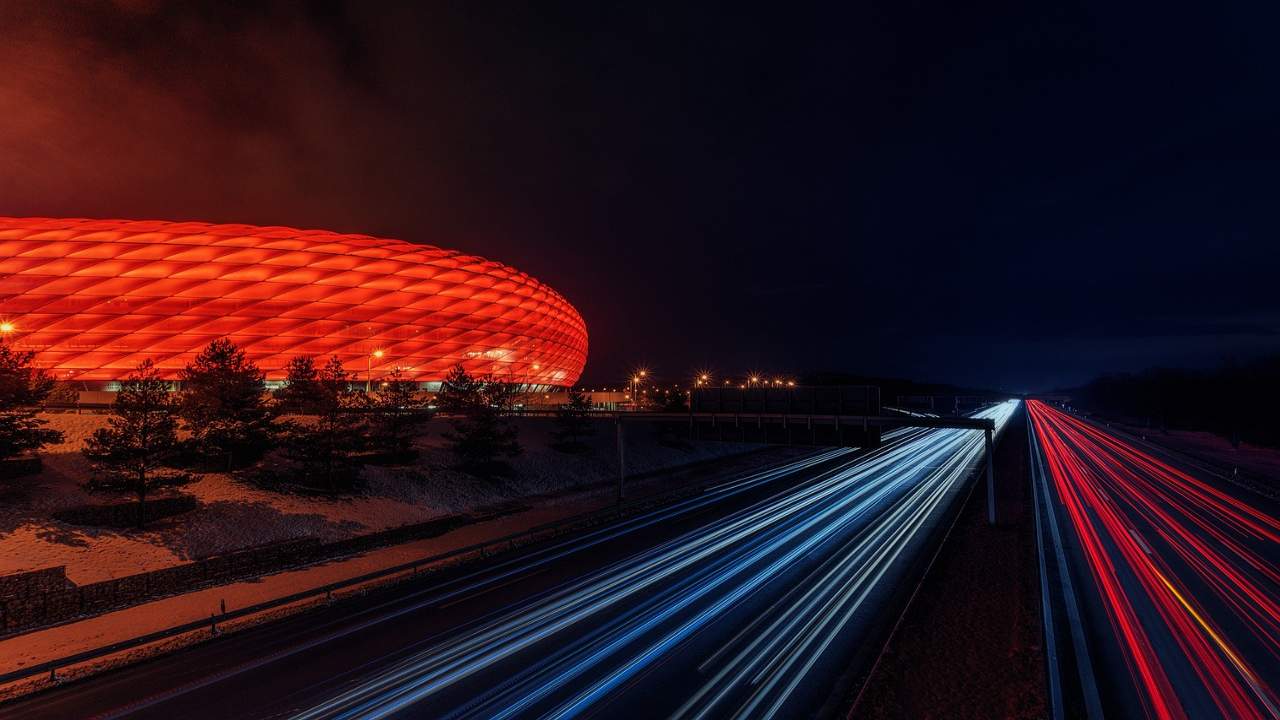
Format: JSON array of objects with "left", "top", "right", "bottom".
[{"left": 848, "top": 407, "right": 1047, "bottom": 720}]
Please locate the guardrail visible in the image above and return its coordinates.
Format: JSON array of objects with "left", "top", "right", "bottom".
[
  {"left": 0, "top": 449, "right": 806, "bottom": 688},
  {"left": 1027, "top": 414, "right": 1104, "bottom": 719},
  {"left": 4, "top": 409, "right": 999, "bottom": 688}
]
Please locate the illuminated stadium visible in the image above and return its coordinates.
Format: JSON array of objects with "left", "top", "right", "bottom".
[{"left": 0, "top": 217, "right": 587, "bottom": 389}]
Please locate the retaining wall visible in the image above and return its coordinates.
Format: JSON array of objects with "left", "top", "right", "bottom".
[{"left": 0, "top": 505, "right": 520, "bottom": 635}]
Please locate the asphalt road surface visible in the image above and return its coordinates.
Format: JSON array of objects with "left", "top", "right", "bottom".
[
  {"left": 1028, "top": 400, "right": 1280, "bottom": 720},
  {"left": 6, "top": 402, "right": 1016, "bottom": 720}
]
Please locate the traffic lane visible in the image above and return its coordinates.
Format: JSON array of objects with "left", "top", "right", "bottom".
[
  {"left": 343, "top": 415, "right": 1011, "bottom": 720},
  {"left": 1060, "top": 413, "right": 1280, "bottom": 717},
  {"left": 153, "top": 464, "right": 857, "bottom": 720},
  {"left": 580, "top": 489, "right": 958, "bottom": 720},
  {"left": 1044, "top": 410, "right": 1276, "bottom": 719},
  {"left": 1, "top": 449, "right": 852, "bottom": 720},
  {"left": 287, "top": 451, "right": 888, "bottom": 720},
  {"left": 1100, "top": 439, "right": 1280, "bottom": 710},
  {"left": 267, "top": 448, "right": 892, "bottom": 720},
  {"left": 1067, "top": 481, "right": 1231, "bottom": 718},
  {"left": 1031, "top": 403, "right": 1279, "bottom": 719}
]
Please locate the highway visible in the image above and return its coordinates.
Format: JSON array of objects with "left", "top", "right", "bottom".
[
  {"left": 1027, "top": 400, "right": 1280, "bottom": 719},
  {"left": 6, "top": 402, "right": 1015, "bottom": 720}
]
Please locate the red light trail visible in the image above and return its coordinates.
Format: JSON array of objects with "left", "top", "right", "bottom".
[{"left": 1028, "top": 400, "right": 1280, "bottom": 719}]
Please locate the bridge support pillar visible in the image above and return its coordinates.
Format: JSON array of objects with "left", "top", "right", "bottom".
[
  {"left": 985, "top": 427, "right": 996, "bottom": 524},
  {"left": 616, "top": 417, "right": 625, "bottom": 505}
]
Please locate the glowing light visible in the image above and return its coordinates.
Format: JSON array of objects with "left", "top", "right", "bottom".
[
  {"left": 0, "top": 217, "right": 587, "bottom": 383},
  {"left": 291, "top": 404, "right": 1018, "bottom": 719},
  {"left": 1029, "top": 400, "right": 1280, "bottom": 719},
  {"left": 0, "top": 322, "right": 13, "bottom": 334}
]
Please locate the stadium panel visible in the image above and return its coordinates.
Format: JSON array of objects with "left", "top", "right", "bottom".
[{"left": 0, "top": 217, "right": 587, "bottom": 388}]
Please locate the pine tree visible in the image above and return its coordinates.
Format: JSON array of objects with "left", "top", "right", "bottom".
[
  {"left": 438, "top": 365, "right": 521, "bottom": 475},
  {"left": 0, "top": 339, "right": 62, "bottom": 464},
  {"left": 552, "top": 389, "right": 595, "bottom": 453},
  {"left": 83, "top": 360, "right": 179, "bottom": 527},
  {"left": 365, "top": 368, "right": 431, "bottom": 461},
  {"left": 274, "top": 355, "right": 322, "bottom": 414},
  {"left": 178, "top": 338, "right": 275, "bottom": 469},
  {"left": 436, "top": 364, "right": 486, "bottom": 415},
  {"left": 282, "top": 356, "right": 361, "bottom": 491}
]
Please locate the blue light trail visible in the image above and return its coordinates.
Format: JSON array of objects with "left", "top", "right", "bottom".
[{"left": 294, "top": 402, "right": 1017, "bottom": 720}]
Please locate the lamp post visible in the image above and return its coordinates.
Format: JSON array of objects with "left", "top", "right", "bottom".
[
  {"left": 630, "top": 369, "right": 647, "bottom": 411},
  {"left": 692, "top": 373, "right": 709, "bottom": 405},
  {"left": 367, "top": 349, "right": 384, "bottom": 392}
]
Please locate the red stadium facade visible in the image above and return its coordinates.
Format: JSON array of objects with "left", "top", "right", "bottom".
[{"left": 0, "top": 218, "right": 587, "bottom": 388}]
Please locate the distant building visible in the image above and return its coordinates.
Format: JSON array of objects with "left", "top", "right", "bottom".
[
  {"left": 0, "top": 218, "right": 587, "bottom": 390},
  {"left": 522, "top": 391, "right": 630, "bottom": 411}
]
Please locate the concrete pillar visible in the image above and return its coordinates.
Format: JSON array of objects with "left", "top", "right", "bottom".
[
  {"left": 985, "top": 427, "right": 996, "bottom": 524},
  {"left": 616, "top": 417, "right": 625, "bottom": 504}
]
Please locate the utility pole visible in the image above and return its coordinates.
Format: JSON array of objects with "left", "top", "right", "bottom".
[{"left": 985, "top": 427, "right": 996, "bottom": 524}]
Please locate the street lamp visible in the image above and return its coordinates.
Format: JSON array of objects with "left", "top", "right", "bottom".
[
  {"left": 630, "top": 369, "right": 648, "bottom": 410},
  {"left": 367, "top": 349, "right": 384, "bottom": 392}
]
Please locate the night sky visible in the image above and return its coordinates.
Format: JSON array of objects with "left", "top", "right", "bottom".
[{"left": 2, "top": 2, "right": 1277, "bottom": 392}]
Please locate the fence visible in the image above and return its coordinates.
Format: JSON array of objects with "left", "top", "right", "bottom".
[{"left": 0, "top": 505, "right": 527, "bottom": 636}]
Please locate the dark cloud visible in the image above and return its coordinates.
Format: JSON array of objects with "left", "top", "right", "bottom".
[{"left": 1, "top": 1, "right": 1276, "bottom": 391}]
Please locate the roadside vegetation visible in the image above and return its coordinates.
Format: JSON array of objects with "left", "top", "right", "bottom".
[
  {"left": 436, "top": 364, "right": 522, "bottom": 477},
  {"left": 1071, "top": 353, "right": 1280, "bottom": 448},
  {"left": 0, "top": 347, "right": 768, "bottom": 594},
  {"left": 65, "top": 341, "right": 526, "bottom": 498},
  {"left": 0, "top": 339, "right": 762, "bottom": 584},
  {"left": 363, "top": 368, "right": 432, "bottom": 463},
  {"left": 82, "top": 360, "right": 182, "bottom": 527},
  {"left": 277, "top": 356, "right": 364, "bottom": 493},
  {"left": 3, "top": 335, "right": 529, "bottom": 521},
  {"left": 177, "top": 338, "right": 275, "bottom": 470},
  {"left": 0, "top": 338, "right": 63, "bottom": 473},
  {"left": 551, "top": 389, "right": 595, "bottom": 453}
]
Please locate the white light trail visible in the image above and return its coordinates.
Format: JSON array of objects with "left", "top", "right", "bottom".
[{"left": 294, "top": 402, "right": 1017, "bottom": 720}]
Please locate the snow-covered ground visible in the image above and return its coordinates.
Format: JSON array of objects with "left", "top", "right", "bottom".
[{"left": 0, "top": 413, "right": 757, "bottom": 584}]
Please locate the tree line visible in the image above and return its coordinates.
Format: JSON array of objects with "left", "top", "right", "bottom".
[
  {"left": 0, "top": 337, "right": 554, "bottom": 526},
  {"left": 1069, "top": 353, "right": 1280, "bottom": 448}
]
